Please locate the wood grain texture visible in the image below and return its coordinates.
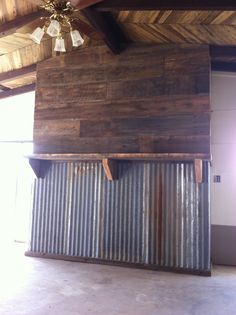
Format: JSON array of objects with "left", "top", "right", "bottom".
[
  {"left": 102, "top": 158, "right": 118, "bottom": 180},
  {"left": 28, "top": 153, "right": 211, "bottom": 161},
  {"left": 116, "top": 10, "right": 236, "bottom": 45},
  {"left": 1, "top": 3, "right": 236, "bottom": 91},
  {"left": 34, "top": 43, "right": 210, "bottom": 155},
  {"left": 194, "top": 159, "right": 203, "bottom": 183}
]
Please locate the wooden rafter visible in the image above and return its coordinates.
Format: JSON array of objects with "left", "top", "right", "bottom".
[
  {"left": 82, "top": 8, "right": 129, "bottom": 54},
  {"left": 93, "top": 0, "right": 236, "bottom": 11},
  {"left": 0, "top": 64, "right": 36, "bottom": 85},
  {"left": 0, "top": 84, "right": 10, "bottom": 91},
  {"left": 0, "top": 4, "right": 122, "bottom": 52},
  {"left": 0, "top": 83, "right": 35, "bottom": 100},
  {"left": 71, "top": 0, "right": 104, "bottom": 10},
  {"left": 0, "top": 10, "right": 47, "bottom": 38}
]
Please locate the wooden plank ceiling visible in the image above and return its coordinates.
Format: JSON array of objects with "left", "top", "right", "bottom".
[
  {"left": 116, "top": 10, "right": 236, "bottom": 45},
  {"left": 1, "top": 0, "right": 236, "bottom": 95}
]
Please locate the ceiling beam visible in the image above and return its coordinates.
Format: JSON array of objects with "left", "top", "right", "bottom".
[
  {"left": 210, "top": 46, "right": 236, "bottom": 72},
  {"left": 71, "top": 19, "right": 102, "bottom": 40},
  {"left": 0, "top": 83, "right": 35, "bottom": 100},
  {"left": 71, "top": 0, "right": 104, "bottom": 10},
  {"left": 0, "top": 10, "right": 47, "bottom": 38},
  {"left": 0, "top": 64, "right": 36, "bottom": 85},
  {"left": 93, "top": 0, "right": 236, "bottom": 11},
  {"left": 211, "top": 61, "right": 236, "bottom": 72},
  {"left": 210, "top": 45, "right": 236, "bottom": 59},
  {"left": 81, "top": 8, "right": 129, "bottom": 54},
  {"left": 0, "top": 84, "right": 10, "bottom": 91}
]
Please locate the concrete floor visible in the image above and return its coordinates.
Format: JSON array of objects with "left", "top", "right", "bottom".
[{"left": 0, "top": 243, "right": 236, "bottom": 315}]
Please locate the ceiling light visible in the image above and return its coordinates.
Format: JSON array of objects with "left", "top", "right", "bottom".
[
  {"left": 70, "top": 29, "right": 84, "bottom": 47},
  {"left": 30, "top": 0, "right": 84, "bottom": 52},
  {"left": 54, "top": 37, "right": 66, "bottom": 52},
  {"left": 30, "top": 27, "right": 45, "bottom": 44},
  {"left": 46, "top": 20, "right": 61, "bottom": 37}
]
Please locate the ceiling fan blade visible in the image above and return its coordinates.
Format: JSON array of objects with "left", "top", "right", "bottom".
[
  {"left": 70, "top": 0, "right": 104, "bottom": 10},
  {"left": 71, "top": 19, "right": 102, "bottom": 40}
]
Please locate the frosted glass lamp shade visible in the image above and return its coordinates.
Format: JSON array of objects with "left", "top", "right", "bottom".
[
  {"left": 51, "top": 20, "right": 61, "bottom": 31},
  {"left": 30, "top": 27, "right": 44, "bottom": 44},
  {"left": 46, "top": 20, "right": 61, "bottom": 37},
  {"left": 54, "top": 38, "right": 66, "bottom": 52},
  {"left": 70, "top": 30, "right": 84, "bottom": 47}
]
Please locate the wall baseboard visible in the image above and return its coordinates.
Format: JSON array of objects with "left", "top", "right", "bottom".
[{"left": 212, "top": 225, "right": 236, "bottom": 266}]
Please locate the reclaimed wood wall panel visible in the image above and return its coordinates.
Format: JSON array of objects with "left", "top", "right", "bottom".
[
  {"left": 35, "top": 95, "right": 209, "bottom": 120},
  {"left": 34, "top": 43, "right": 210, "bottom": 154}
]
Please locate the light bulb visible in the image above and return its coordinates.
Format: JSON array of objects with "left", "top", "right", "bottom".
[
  {"left": 54, "top": 37, "right": 66, "bottom": 52},
  {"left": 47, "top": 20, "right": 61, "bottom": 37},
  {"left": 30, "top": 27, "right": 45, "bottom": 44},
  {"left": 70, "top": 30, "right": 84, "bottom": 47}
]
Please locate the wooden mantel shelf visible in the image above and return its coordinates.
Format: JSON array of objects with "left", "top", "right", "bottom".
[
  {"left": 28, "top": 153, "right": 211, "bottom": 162},
  {"left": 28, "top": 153, "right": 211, "bottom": 181}
]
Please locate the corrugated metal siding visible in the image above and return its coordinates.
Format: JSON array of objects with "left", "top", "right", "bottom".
[{"left": 30, "top": 161, "right": 210, "bottom": 271}]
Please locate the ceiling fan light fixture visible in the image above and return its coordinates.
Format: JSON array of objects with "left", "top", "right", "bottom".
[
  {"left": 46, "top": 20, "right": 61, "bottom": 37},
  {"left": 30, "top": 1, "right": 86, "bottom": 52},
  {"left": 30, "top": 27, "right": 45, "bottom": 44},
  {"left": 70, "top": 30, "right": 84, "bottom": 47},
  {"left": 54, "top": 37, "right": 66, "bottom": 52}
]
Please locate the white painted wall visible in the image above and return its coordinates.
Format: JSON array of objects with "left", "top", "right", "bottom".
[
  {"left": 211, "top": 72, "right": 236, "bottom": 226},
  {"left": 0, "top": 92, "right": 35, "bottom": 243}
]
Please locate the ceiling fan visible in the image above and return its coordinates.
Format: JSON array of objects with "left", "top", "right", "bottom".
[{"left": 28, "top": 0, "right": 103, "bottom": 51}]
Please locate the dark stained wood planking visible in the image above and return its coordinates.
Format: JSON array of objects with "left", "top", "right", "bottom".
[
  {"left": 35, "top": 95, "right": 209, "bottom": 119},
  {"left": 107, "top": 76, "right": 209, "bottom": 100},
  {"left": 37, "top": 44, "right": 208, "bottom": 69},
  {"left": 139, "top": 135, "right": 210, "bottom": 154},
  {"left": 81, "top": 8, "right": 129, "bottom": 54},
  {"left": 33, "top": 137, "right": 140, "bottom": 154},
  {"left": 79, "top": 115, "right": 210, "bottom": 137},
  {"left": 34, "top": 43, "right": 210, "bottom": 155},
  {"left": 34, "top": 135, "right": 210, "bottom": 154},
  {"left": 36, "top": 83, "right": 107, "bottom": 103},
  {"left": 34, "top": 119, "right": 81, "bottom": 137}
]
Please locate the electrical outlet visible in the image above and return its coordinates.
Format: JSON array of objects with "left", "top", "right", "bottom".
[{"left": 213, "top": 175, "right": 221, "bottom": 183}]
